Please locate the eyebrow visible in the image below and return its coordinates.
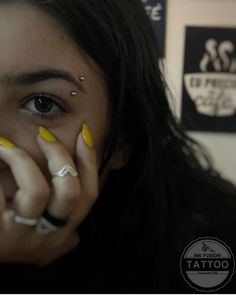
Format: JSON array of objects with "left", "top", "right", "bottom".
[{"left": 0, "top": 69, "right": 87, "bottom": 94}]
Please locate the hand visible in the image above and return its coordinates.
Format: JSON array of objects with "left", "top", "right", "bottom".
[{"left": 0, "top": 123, "right": 99, "bottom": 266}]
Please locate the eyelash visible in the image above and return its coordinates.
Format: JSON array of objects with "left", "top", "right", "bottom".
[{"left": 22, "top": 92, "right": 67, "bottom": 123}]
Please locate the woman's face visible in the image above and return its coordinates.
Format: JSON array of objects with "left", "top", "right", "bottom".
[{"left": 0, "top": 3, "right": 111, "bottom": 197}]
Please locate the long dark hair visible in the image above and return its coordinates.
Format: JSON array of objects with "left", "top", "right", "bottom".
[{"left": 6, "top": 0, "right": 231, "bottom": 291}]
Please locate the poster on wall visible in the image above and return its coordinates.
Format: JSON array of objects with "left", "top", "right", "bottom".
[
  {"left": 181, "top": 26, "right": 236, "bottom": 133},
  {"left": 141, "top": 0, "right": 167, "bottom": 57}
]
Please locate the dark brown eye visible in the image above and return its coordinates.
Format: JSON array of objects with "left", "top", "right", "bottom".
[
  {"left": 34, "top": 96, "right": 53, "bottom": 113},
  {"left": 22, "top": 92, "right": 65, "bottom": 122}
]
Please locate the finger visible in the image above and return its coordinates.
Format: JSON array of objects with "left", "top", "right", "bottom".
[
  {"left": 37, "top": 127, "right": 81, "bottom": 220},
  {"left": 0, "top": 138, "right": 49, "bottom": 218},
  {"left": 38, "top": 233, "right": 80, "bottom": 267},
  {"left": 70, "top": 123, "right": 99, "bottom": 226}
]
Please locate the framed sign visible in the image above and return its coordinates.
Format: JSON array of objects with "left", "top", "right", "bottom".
[
  {"left": 141, "top": 0, "right": 167, "bottom": 57},
  {"left": 181, "top": 26, "right": 236, "bottom": 132}
]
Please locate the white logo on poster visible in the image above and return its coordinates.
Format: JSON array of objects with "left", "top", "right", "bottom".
[
  {"left": 184, "top": 39, "right": 236, "bottom": 117},
  {"left": 200, "top": 39, "right": 236, "bottom": 73},
  {"left": 141, "top": 0, "right": 162, "bottom": 21}
]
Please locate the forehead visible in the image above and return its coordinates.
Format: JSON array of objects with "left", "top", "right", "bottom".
[{"left": 0, "top": 2, "right": 96, "bottom": 78}]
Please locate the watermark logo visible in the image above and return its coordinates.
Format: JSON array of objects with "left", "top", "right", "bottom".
[{"left": 180, "top": 237, "right": 235, "bottom": 292}]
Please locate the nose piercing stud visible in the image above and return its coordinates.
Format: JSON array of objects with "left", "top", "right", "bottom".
[
  {"left": 79, "top": 76, "right": 85, "bottom": 82},
  {"left": 71, "top": 91, "right": 77, "bottom": 96}
]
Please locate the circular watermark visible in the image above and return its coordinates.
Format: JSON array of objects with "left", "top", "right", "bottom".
[{"left": 180, "top": 237, "right": 235, "bottom": 292}]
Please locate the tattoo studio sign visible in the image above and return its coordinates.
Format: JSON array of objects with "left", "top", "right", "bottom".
[
  {"left": 141, "top": 0, "right": 167, "bottom": 56},
  {"left": 181, "top": 27, "right": 236, "bottom": 132},
  {"left": 180, "top": 237, "right": 235, "bottom": 292}
]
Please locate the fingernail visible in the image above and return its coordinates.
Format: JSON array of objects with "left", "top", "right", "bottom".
[
  {"left": 39, "top": 126, "right": 57, "bottom": 143},
  {"left": 82, "top": 123, "right": 94, "bottom": 148},
  {"left": 0, "top": 137, "right": 16, "bottom": 149}
]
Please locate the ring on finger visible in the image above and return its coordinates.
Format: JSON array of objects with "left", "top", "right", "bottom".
[
  {"left": 52, "top": 164, "right": 78, "bottom": 178},
  {"left": 36, "top": 209, "right": 69, "bottom": 235},
  {"left": 9, "top": 210, "right": 38, "bottom": 226}
]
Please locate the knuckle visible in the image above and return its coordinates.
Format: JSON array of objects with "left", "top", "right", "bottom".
[{"left": 28, "top": 185, "right": 50, "bottom": 202}]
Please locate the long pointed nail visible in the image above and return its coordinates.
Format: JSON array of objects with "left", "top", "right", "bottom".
[
  {"left": 0, "top": 137, "right": 16, "bottom": 149},
  {"left": 82, "top": 123, "right": 94, "bottom": 149},
  {"left": 39, "top": 126, "right": 57, "bottom": 143}
]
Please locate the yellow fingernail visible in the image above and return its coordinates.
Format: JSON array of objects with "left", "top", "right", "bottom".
[
  {"left": 82, "top": 123, "right": 94, "bottom": 148},
  {"left": 0, "top": 137, "right": 16, "bottom": 149},
  {"left": 39, "top": 126, "right": 57, "bottom": 143}
]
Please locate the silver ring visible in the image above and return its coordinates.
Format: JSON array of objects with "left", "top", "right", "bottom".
[
  {"left": 10, "top": 210, "right": 38, "bottom": 226},
  {"left": 36, "top": 216, "right": 59, "bottom": 235},
  {"left": 52, "top": 164, "right": 78, "bottom": 178}
]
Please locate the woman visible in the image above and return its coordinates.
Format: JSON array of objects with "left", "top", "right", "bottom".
[{"left": 0, "top": 0, "right": 235, "bottom": 292}]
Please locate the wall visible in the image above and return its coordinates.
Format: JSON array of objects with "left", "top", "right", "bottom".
[{"left": 143, "top": 0, "right": 236, "bottom": 184}]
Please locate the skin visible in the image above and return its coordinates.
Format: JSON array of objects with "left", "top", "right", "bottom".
[{"left": 0, "top": 2, "right": 122, "bottom": 266}]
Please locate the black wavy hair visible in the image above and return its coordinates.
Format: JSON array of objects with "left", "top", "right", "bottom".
[{"left": 4, "top": 0, "right": 232, "bottom": 291}]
